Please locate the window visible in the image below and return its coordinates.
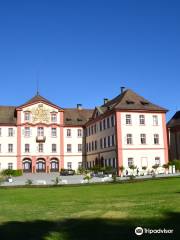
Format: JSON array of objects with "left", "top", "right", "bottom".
[
  {"left": 24, "top": 112, "right": 30, "bottom": 121},
  {"left": 25, "top": 144, "right": 30, "bottom": 153},
  {"left": 154, "top": 134, "right": 159, "bottom": 144},
  {"left": 8, "top": 144, "right": 13, "bottom": 153},
  {"left": 108, "top": 136, "right": 111, "bottom": 147},
  {"left": 8, "top": 162, "right": 13, "bottom": 170},
  {"left": 92, "top": 141, "right": 94, "bottom": 151},
  {"left": 0, "top": 128, "right": 1, "bottom": 137},
  {"left": 112, "top": 135, "right": 115, "bottom": 146},
  {"left": 155, "top": 157, "right": 160, "bottom": 165},
  {"left": 24, "top": 127, "right": 30, "bottom": 137},
  {"left": 107, "top": 117, "right": 110, "bottom": 128},
  {"left": 139, "top": 115, "right": 145, "bottom": 125},
  {"left": 103, "top": 119, "right": 106, "bottom": 130},
  {"left": 104, "top": 137, "right": 106, "bottom": 148},
  {"left": 140, "top": 134, "right": 146, "bottom": 144},
  {"left": 128, "top": 158, "right": 134, "bottom": 167},
  {"left": 111, "top": 115, "right": 115, "bottom": 127},
  {"left": 99, "top": 121, "right": 102, "bottom": 131},
  {"left": 51, "top": 128, "right": 57, "bottom": 137},
  {"left": 126, "top": 115, "right": 132, "bottom": 125},
  {"left": 86, "top": 143, "right": 88, "bottom": 152},
  {"left": 8, "top": 128, "right": 13, "bottom": 137},
  {"left": 67, "top": 144, "right": 72, "bottom": 152},
  {"left": 78, "top": 162, "right": 82, "bottom": 168},
  {"left": 52, "top": 144, "right": 57, "bottom": 153},
  {"left": 89, "top": 142, "right": 91, "bottom": 152},
  {"left": 153, "top": 115, "right": 158, "bottom": 126},
  {"left": 127, "top": 134, "right": 133, "bottom": 144},
  {"left": 51, "top": 113, "right": 57, "bottom": 122},
  {"left": 94, "top": 124, "right": 97, "bottom": 133},
  {"left": 67, "top": 129, "right": 71, "bottom": 137},
  {"left": 78, "top": 144, "right": 82, "bottom": 152},
  {"left": 91, "top": 126, "right": 94, "bottom": 135},
  {"left": 67, "top": 162, "right": 72, "bottom": 169},
  {"left": 38, "top": 143, "right": 43, "bottom": 152},
  {"left": 100, "top": 138, "right": 103, "bottom": 149},
  {"left": 95, "top": 140, "right": 97, "bottom": 150},
  {"left": 37, "top": 127, "right": 44, "bottom": 136},
  {"left": 77, "top": 129, "right": 82, "bottom": 137}
]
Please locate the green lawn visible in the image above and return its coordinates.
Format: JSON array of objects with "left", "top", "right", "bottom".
[{"left": 0, "top": 178, "right": 180, "bottom": 240}]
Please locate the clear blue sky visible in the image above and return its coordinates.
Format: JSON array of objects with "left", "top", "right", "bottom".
[{"left": 0, "top": 0, "right": 179, "bottom": 120}]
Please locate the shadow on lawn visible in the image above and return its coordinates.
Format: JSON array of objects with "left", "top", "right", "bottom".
[{"left": 0, "top": 212, "right": 179, "bottom": 240}]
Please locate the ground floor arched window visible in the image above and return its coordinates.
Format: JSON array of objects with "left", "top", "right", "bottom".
[
  {"left": 23, "top": 159, "right": 32, "bottom": 172},
  {"left": 36, "top": 159, "right": 46, "bottom": 172},
  {"left": 50, "top": 159, "right": 59, "bottom": 172}
]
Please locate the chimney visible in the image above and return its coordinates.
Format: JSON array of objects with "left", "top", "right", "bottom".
[
  {"left": 121, "top": 86, "right": 125, "bottom": 93},
  {"left": 77, "top": 104, "right": 82, "bottom": 110},
  {"left": 104, "top": 98, "right": 109, "bottom": 104}
]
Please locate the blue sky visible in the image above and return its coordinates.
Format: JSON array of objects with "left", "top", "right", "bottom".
[{"left": 0, "top": 0, "right": 179, "bottom": 120}]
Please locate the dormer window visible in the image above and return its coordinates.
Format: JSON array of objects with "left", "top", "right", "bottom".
[
  {"left": 126, "top": 100, "right": 134, "bottom": 104},
  {"left": 24, "top": 112, "right": 30, "bottom": 121},
  {"left": 140, "top": 101, "right": 149, "bottom": 105},
  {"left": 51, "top": 113, "right": 57, "bottom": 123}
]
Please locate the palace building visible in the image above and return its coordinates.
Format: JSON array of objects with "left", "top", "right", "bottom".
[{"left": 0, "top": 88, "right": 168, "bottom": 174}]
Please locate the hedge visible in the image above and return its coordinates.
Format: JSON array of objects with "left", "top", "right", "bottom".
[{"left": 1, "top": 169, "right": 23, "bottom": 176}]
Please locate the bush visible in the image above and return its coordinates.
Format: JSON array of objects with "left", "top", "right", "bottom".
[
  {"left": 25, "top": 179, "right": 33, "bottom": 185},
  {"left": 1, "top": 169, "right": 23, "bottom": 176},
  {"left": 169, "top": 160, "right": 180, "bottom": 170}
]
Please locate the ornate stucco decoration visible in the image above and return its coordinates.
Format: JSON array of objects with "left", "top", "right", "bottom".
[{"left": 30, "top": 104, "right": 51, "bottom": 123}]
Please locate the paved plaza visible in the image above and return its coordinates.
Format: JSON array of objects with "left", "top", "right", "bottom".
[{"left": 1, "top": 172, "right": 180, "bottom": 186}]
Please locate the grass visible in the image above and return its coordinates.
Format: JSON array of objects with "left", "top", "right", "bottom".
[{"left": 0, "top": 178, "right": 180, "bottom": 239}]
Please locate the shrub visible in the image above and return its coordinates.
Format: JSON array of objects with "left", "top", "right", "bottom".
[
  {"left": 83, "top": 175, "right": 91, "bottom": 183},
  {"left": 25, "top": 179, "right": 33, "bottom": 185},
  {"left": 169, "top": 160, "right": 180, "bottom": 170},
  {"left": 129, "top": 165, "right": 137, "bottom": 170},
  {"left": 142, "top": 166, "right": 147, "bottom": 170},
  {"left": 52, "top": 177, "right": 61, "bottom": 185},
  {"left": 152, "top": 164, "right": 159, "bottom": 169},
  {"left": 1, "top": 169, "right": 23, "bottom": 177}
]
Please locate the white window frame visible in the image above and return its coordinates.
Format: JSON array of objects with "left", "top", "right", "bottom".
[
  {"left": 52, "top": 144, "right": 57, "bottom": 153},
  {"left": 51, "top": 128, "right": 57, "bottom": 137},
  {"left": 140, "top": 134, "right": 146, "bottom": 144},
  {"left": 24, "top": 112, "right": 30, "bottom": 121},
  {"left": 51, "top": 113, "right": 57, "bottom": 123},
  {"left": 8, "top": 144, "right": 13, "bottom": 153},
  {"left": 126, "top": 134, "right": 133, "bottom": 145},
  {"left": 8, "top": 162, "right": 13, "bottom": 170},
  {"left": 126, "top": 115, "right": 132, "bottom": 125},
  {"left": 37, "top": 127, "right": 44, "bottom": 137},
  {"left": 78, "top": 144, "right": 82, "bottom": 152},
  {"left": 153, "top": 115, "right": 158, "bottom": 126},
  {"left": 67, "top": 129, "right": 71, "bottom": 137},
  {"left": 67, "top": 144, "right": 72, "bottom": 152},
  {"left": 24, "top": 127, "right": 30, "bottom": 137},
  {"left": 25, "top": 144, "right": 30, "bottom": 153},
  {"left": 77, "top": 129, "right": 82, "bottom": 137},
  {"left": 67, "top": 162, "right": 72, "bottom": 169},
  {"left": 38, "top": 143, "right": 43, "bottom": 152},
  {"left": 154, "top": 134, "right": 159, "bottom": 144},
  {"left": 128, "top": 158, "right": 134, "bottom": 167},
  {"left": 8, "top": 128, "right": 13, "bottom": 137},
  {"left": 139, "top": 115, "right": 145, "bottom": 125}
]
